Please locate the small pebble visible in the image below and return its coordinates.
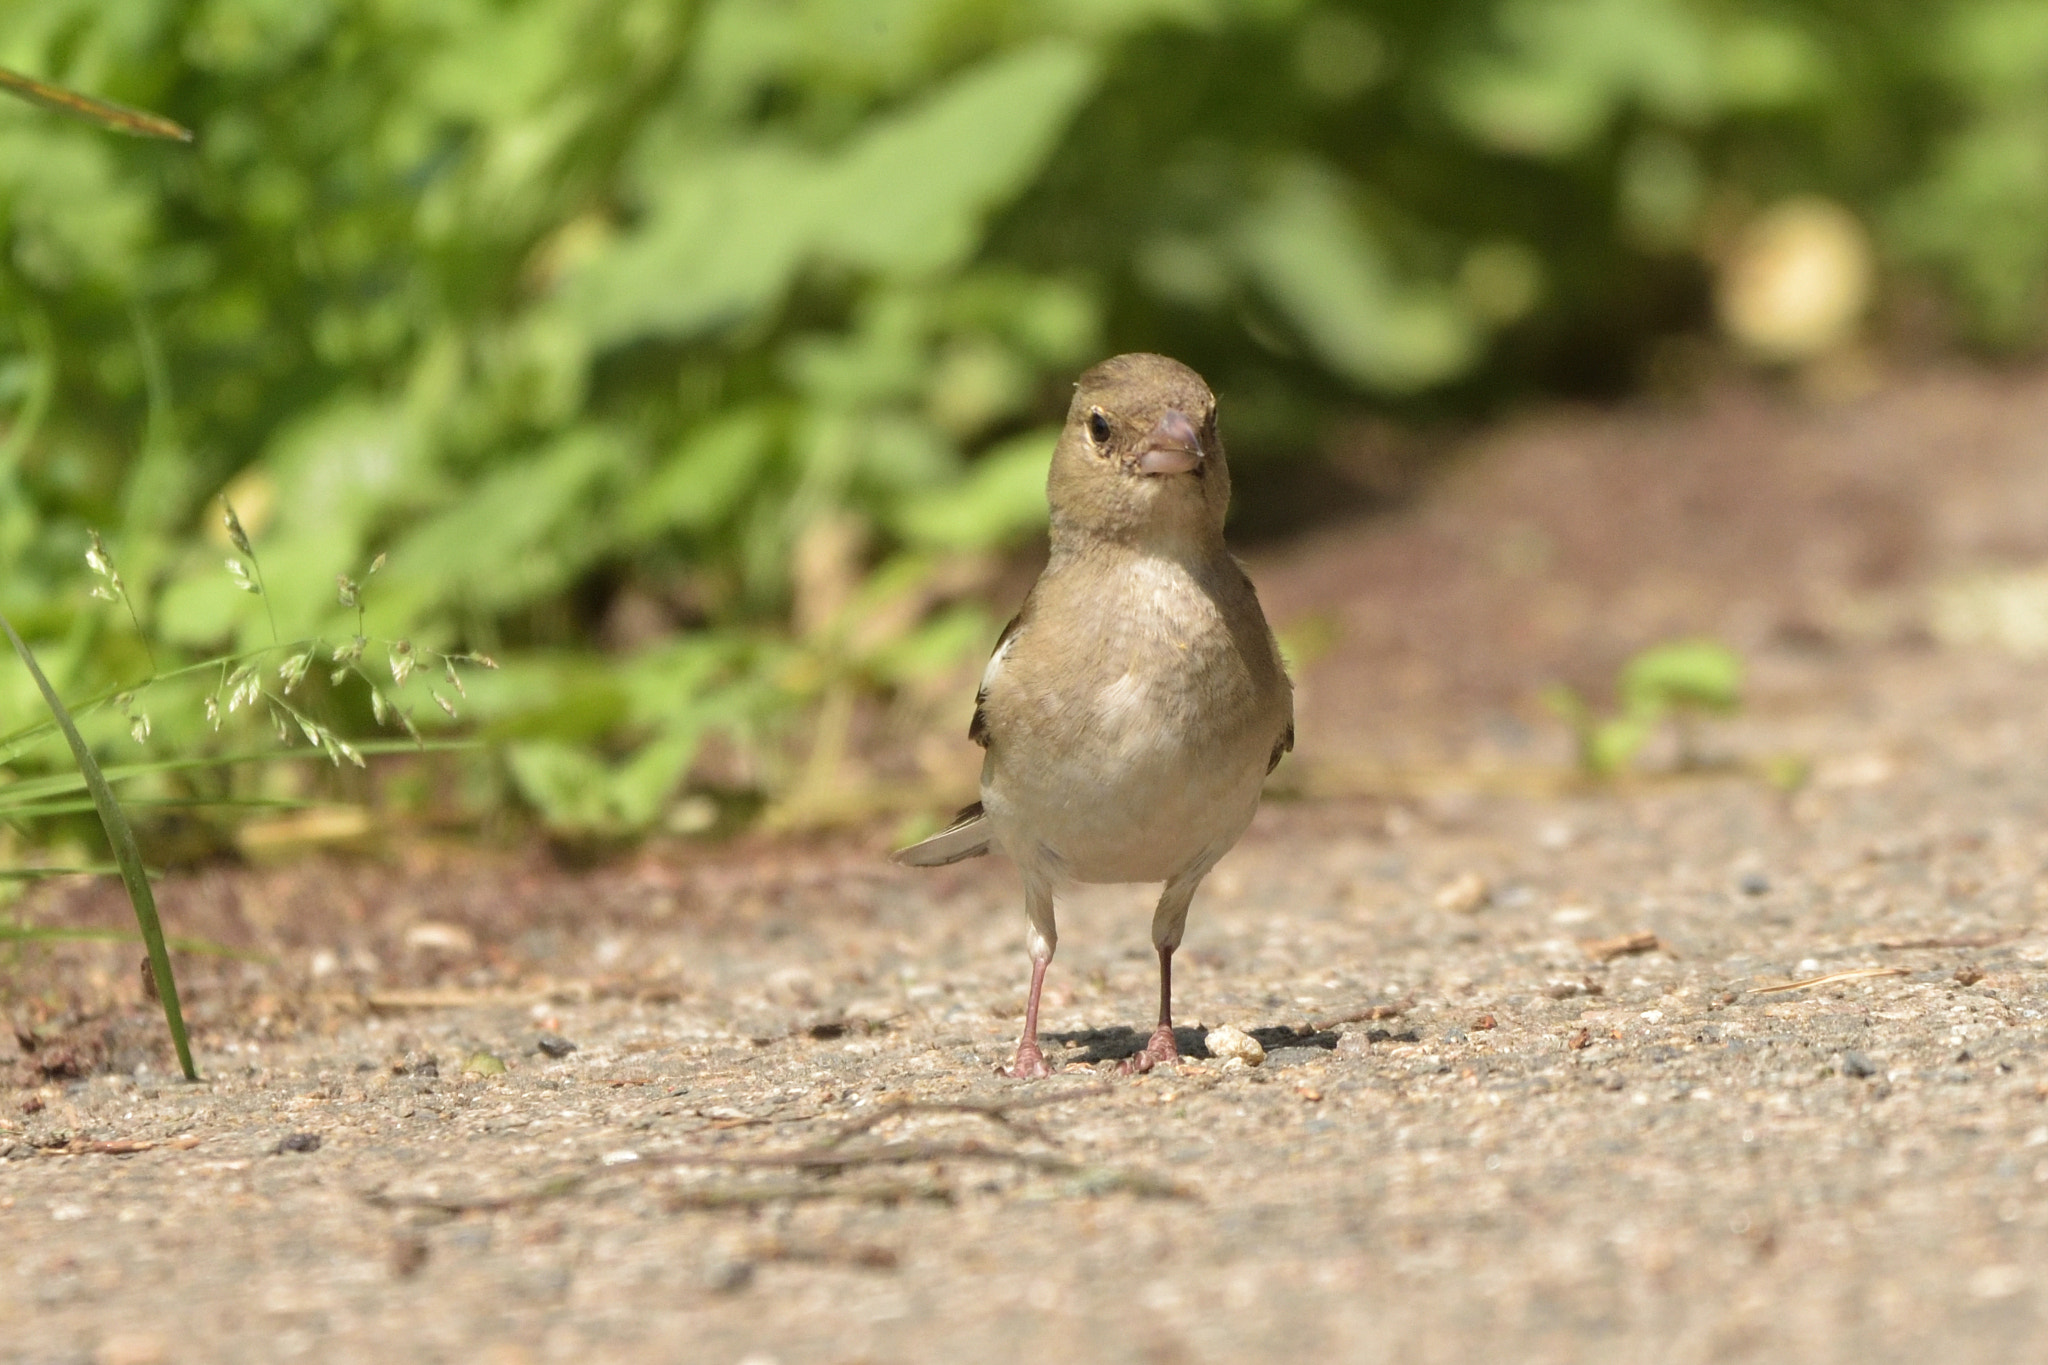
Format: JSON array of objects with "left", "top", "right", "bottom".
[
  {"left": 95, "top": 1332, "right": 168, "bottom": 1365},
  {"left": 389, "top": 1235, "right": 429, "bottom": 1279},
  {"left": 1841, "top": 1051, "right": 1878, "bottom": 1078},
  {"left": 1433, "top": 871, "right": 1491, "bottom": 915},
  {"left": 274, "top": 1132, "right": 322, "bottom": 1155},
  {"left": 1955, "top": 965, "right": 1984, "bottom": 987},
  {"left": 704, "top": 1257, "right": 755, "bottom": 1293},
  {"left": 1738, "top": 872, "right": 1771, "bottom": 896},
  {"left": 1205, "top": 1024, "right": 1265, "bottom": 1067},
  {"left": 535, "top": 1034, "right": 578, "bottom": 1058}
]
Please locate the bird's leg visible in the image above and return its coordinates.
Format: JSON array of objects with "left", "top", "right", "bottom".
[
  {"left": 1122, "top": 873, "right": 1202, "bottom": 1074},
  {"left": 1119, "top": 944, "right": 1180, "bottom": 1074},
  {"left": 1005, "top": 952, "right": 1054, "bottom": 1080},
  {"left": 1004, "top": 887, "right": 1058, "bottom": 1080}
]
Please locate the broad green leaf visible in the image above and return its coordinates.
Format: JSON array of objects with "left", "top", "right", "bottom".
[
  {"left": 631, "top": 409, "right": 779, "bottom": 538},
  {"left": 1234, "top": 166, "right": 1477, "bottom": 392},
  {"left": 570, "top": 41, "right": 1097, "bottom": 345},
  {"left": 893, "top": 425, "right": 1055, "bottom": 550}
]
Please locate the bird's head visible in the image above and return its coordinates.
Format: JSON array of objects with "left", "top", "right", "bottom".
[{"left": 1046, "top": 353, "right": 1229, "bottom": 550}]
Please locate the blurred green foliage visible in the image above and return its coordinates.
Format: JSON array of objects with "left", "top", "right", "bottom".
[
  {"left": 1546, "top": 638, "right": 1743, "bottom": 777},
  {"left": 1, "top": 0, "right": 2044, "bottom": 835}
]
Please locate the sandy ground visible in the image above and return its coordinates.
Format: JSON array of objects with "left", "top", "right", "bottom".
[{"left": 8, "top": 369, "right": 2048, "bottom": 1363}]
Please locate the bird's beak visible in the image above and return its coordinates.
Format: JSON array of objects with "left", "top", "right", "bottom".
[{"left": 1136, "top": 409, "right": 1204, "bottom": 476}]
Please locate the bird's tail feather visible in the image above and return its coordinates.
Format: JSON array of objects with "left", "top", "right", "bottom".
[{"left": 892, "top": 801, "right": 991, "bottom": 867}]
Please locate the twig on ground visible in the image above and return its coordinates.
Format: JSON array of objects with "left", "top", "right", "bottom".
[
  {"left": 743, "top": 1235, "right": 903, "bottom": 1270},
  {"left": 1581, "top": 932, "right": 1664, "bottom": 963},
  {"left": 751, "top": 1013, "right": 909, "bottom": 1047},
  {"left": 825, "top": 1081, "right": 1117, "bottom": 1146},
  {"left": 1305, "top": 999, "right": 1413, "bottom": 1032},
  {"left": 362, "top": 1171, "right": 590, "bottom": 1214},
  {"left": 33, "top": 1134, "right": 202, "bottom": 1157},
  {"left": 664, "top": 1178, "right": 952, "bottom": 1210},
  {"left": 1746, "top": 966, "right": 1908, "bottom": 996},
  {"left": 1875, "top": 932, "right": 2021, "bottom": 950},
  {"left": 360, "top": 988, "right": 547, "bottom": 1013}
]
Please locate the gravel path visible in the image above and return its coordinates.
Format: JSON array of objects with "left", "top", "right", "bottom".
[
  {"left": 9, "top": 372, "right": 2048, "bottom": 1363},
  {"left": 9, "top": 648, "right": 2048, "bottom": 1364}
]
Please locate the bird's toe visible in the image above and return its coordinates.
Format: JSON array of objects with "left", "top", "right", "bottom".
[{"left": 1002, "top": 1043, "right": 1054, "bottom": 1080}]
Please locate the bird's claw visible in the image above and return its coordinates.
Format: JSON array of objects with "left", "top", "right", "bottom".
[
  {"left": 1003, "top": 1042, "right": 1054, "bottom": 1080},
  {"left": 1118, "top": 1026, "right": 1180, "bottom": 1075}
]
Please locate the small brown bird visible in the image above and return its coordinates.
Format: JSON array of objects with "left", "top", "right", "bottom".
[{"left": 894, "top": 353, "right": 1294, "bottom": 1078}]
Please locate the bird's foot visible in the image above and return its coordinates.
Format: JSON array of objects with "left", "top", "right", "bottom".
[
  {"left": 1002, "top": 1041, "right": 1054, "bottom": 1080},
  {"left": 1118, "top": 1025, "right": 1180, "bottom": 1075}
]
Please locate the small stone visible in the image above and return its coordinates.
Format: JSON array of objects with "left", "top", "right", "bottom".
[
  {"left": 463, "top": 1051, "right": 508, "bottom": 1076},
  {"left": 403, "top": 920, "right": 476, "bottom": 954},
  {"left": 1955, "top": 965, "right": 1984, "bottom": 987},
  {"left": 1473, "top": 1014, "right": 1497, "bottom": 1031},
  {"left": 535, "top": 1034, "right": 578, "bottom": 1059},
  {"left": 274, "top": 1132, "right": 322, "bottom": 1154},
  {"left": 1204, "top": 1025, "right": 1265, "bottom": 1067},
  {"left": 704, "top": 1257, "right": 755, "bottom": 1293},
  {"left": 1841, "top": 1051, "right": 1878, "bottom": 1078},
  {"left": 389, "top": 1234, "right": 429, "bottom": 1279},
  {"left": 1433, "top": 871, "right": 1491, "bottom": 915},
  {"left": 1738, "top": 872, "right": 1770, "bottom": 896},
  {"left": 96, "top": 1331, "right": 168, "bottom": 1365}
]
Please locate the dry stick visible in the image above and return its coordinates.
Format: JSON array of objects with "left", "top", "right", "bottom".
[
  {"left": 1876, "top": 932, "right": 2022, "bottom": 951},
  {"left": 34, "top": 1135, "right": 202, "bottom": 1157},
  {"left": 665, "top": 1178, "right": 952, "bottom": 1210},
  {"left": 824, "top": 1081, "right": 1118, "bottom": 1146},
  {"left": 1746, "top": 966, "right": 1908, "bottom": 996},
  {"left": 363, "top": 1171, "right": 590, "bottom": 1215},
  {"left": 1304, "top": 998, "right": 1413, "bottom": 1033},
  {"left": 1581, "top": 932, "right": 1664, "bottom": 963},
  {"left": 741, "top": 1235, "right": 903, "bottom": 1271}
]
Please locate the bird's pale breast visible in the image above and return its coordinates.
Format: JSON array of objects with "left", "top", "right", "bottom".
[{"left": 978, "top": 553, "right": 1288, "bottom": 885}]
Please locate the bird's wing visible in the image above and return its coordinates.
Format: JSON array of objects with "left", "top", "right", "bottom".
[
  {"left": 891, "top": 801, "right": 991, "bottom": 866},
  {"left": 1268, "top": 719, "right": 1295, "bottom": 774},
  {"left": 968, "top": 603, "right": 1030, "bottom": 749}
]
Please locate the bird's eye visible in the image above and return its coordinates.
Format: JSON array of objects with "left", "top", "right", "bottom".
[{"left": 1087, "top": 411, "right": 1111, "bottom": 446}]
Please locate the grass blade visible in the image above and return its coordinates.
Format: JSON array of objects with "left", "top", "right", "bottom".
[
  {"left": 0, "top": 864, "right": 140, "bottom": 881},
  {"left": 1, "top": 796, "right": 309, "bottom": 820},
  {"left": 0, "top": 924, "right": 265, "bottom": 960},
  {"left": 0, "top": 611, "right": 197, "bottom": 1080},
  {"left": 0, "top": 67, "right": 194, "bottom": 142},
  {"left": 0, "top": 739, "right": 475, "bottom": 806}
]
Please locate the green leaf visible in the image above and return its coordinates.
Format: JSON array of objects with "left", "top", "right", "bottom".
[
  {"left": 631, "top": 409, "right": 779, "bottom": 539},
  {"left": 1620, "top": 639, "right": 1743, "bottom": 716},
  {"left": 570, "top": 41, "right": 1098, "bottom": 345},
  {"left": 893, "top": 426, "right": 1056, "bottom": 550},
  {"left": 1234, "top": 165, "right": 1477, "bottom": 392}
]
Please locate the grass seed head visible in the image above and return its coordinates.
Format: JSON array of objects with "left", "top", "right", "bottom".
[{"left": 221, "top": 501, "right": 254, "bottom": 556}]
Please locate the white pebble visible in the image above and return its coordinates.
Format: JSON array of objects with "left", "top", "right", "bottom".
[
  {"left": 1205, "top": 1024, "right": 1265, "bottom": 1067},
  {"left": 1433, "top": 871, "right": 1491, "bottom": 915}
]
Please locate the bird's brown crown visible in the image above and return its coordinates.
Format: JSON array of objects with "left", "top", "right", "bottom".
[{"left": 1047, "top": 353, "right": 1230, "bottom": 550}]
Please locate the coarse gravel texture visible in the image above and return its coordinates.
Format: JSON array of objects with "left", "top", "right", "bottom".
[{"left": 8, "top": 368, "right": 2048, "bottom": 1363}]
